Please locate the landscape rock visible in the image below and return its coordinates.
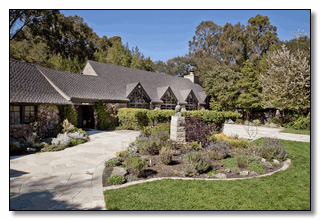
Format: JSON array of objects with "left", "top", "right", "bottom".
[
  {"left": 272, "top": 159, "right": 280, "bottom": 165},
  {"left": 249, "top": 171, "right": 258, "bottom": 176},
  {"left": 240, "top": 170, "right": 249, "bottom": 176},
  {"left": 228, "top": 119, "right": 234, "bottom": 124},
  {"left": 110, "top": 167, "right": 127, "bottom": 177},
  {"left": 261, "top": 158, "right": 266, "bottom": 163},
  {"left": 261, "top": 162, "right": 273, "bottom": 169},
  {"left": 27, "top": 147, "right": 36, "bottom": 152},
  {"left": 213, "top": 173, "right": 227, "bottom": 179},
  {"left": 224, "top": 168, "right": 231, "bottom": 173},
  {"left": 252, "top": 156, "right": 261, "bottom": 161}
]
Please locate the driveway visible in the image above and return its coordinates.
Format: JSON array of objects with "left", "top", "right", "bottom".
[
  {"left": 223, "top": 124, "right": 310, "bottom": 142},
  {"left": 10, "top": 129, "right": 140, "bottom": 210}
]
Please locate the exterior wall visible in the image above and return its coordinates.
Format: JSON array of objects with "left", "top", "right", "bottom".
[
  {"left": 10, "top": 104, "right": 60, "bottom": 143},
  {"left": 82, "top": 62, "right": 97, "bottom": 76}
]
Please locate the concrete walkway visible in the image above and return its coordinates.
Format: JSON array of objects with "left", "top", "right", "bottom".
[
  {"left": 223, "top": 124, "right": 310, "bottom": 142},
  {"left": 10, "top": 129, "right": 140, "bottom": 210}
]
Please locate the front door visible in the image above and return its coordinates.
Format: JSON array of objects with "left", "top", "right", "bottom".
[{"left": 77, "top": 105, "right": 95, "bottom": 128}]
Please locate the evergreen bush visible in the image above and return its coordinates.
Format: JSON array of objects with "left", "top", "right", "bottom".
[{"left": 58, "top": 105, "right": 78, "bottom": 127}]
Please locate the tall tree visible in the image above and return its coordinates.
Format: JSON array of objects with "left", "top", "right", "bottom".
[
  {"left": 236, "top": 60, "right": 262, "bottom": 119},
  {"left": 204, "top": 65, "right": 240, "bottom": 111},
  {"left": 259, "top": 45, "right": 310, "bottom": 114},
  {"left": 245, "top": 14, "right": 279, "bottom": 64}
]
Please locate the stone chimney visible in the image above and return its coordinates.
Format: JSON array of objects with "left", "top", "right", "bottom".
[{"left": 184, "top": 70, "right": 199, "bottom": 84}]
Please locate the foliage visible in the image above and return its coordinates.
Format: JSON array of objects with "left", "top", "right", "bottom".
[
  {"left": 108, "top": 175, "right": 126, "bottom": 185},
  {"left": 186, "top": 151, "right": 211, "bottom": 174},
  {"left": 188, "top": 141, "right": 201, "bottom": 151},
  {"left": 206, "top": 142, "right": 230, "bottom": 160},
  {"left": 204, "top": 65, "right": 240, "bottom": 111},
  {"left": 257, "top": 138, "right": 288, "bottom": 161},
  {"left": 124, "top": 157, "right": 148, "bottom": 177},
  {"left": 117, "top": 108, "right": 149, "bottom": 130},
  {"left": 235, "top": 119, "right": 243, "bottom": 124},
  {"left": 252, "top": 119, "right": 261, "bottom": 126},
  {"left": 259, "top": 44, "right": 310, "bottom": 114},
  {"left": 210, "top": 133, "right": 249, "bottom": 148},
  {"left": 126, "top": 174, "right": 139, "bottom": 182},
  {"left": 93, "top": 101, "right": 111, "bottom": 130},
  {"left": 137, "top": 136, "right": 162, "bottom": 155},
  {"left": 247, "top": 161, "right": 266, "bottom": 174},
  {"left": 105, "top": 157, "right": 123, "bottom": 167},
  {"left": 286, "top": 113, "right": 310, "bottom": 130},
  {"left": 58, "top": 105, "right": 78, "bottom": 127},
  {"left": 236, "top": 60, "right": 262, "bottom": 117},
  {"left": 147, "top": 110, "right": 175, "bottom": 125},
  {"left": 69, "top": 138, "right": 88, "bottom": 146},
  {"left": 182, "top": 116, "right": 216, "bottom": 148},
  {"left": 51, "top": 132, "right": 71, "bottom": 146},
  {"left": 10, "top": 143, "right": 27, "bottom": 156},
  {"left": 151, "top": 123, "right": 170, "bottom": 135},
  {"left": 159, "top": 147, "right": 173, "bottom": 165},
  {"left": 236, "top": 156, "right": 248, "bottom": 168},
  {"left": 24, "top": 132, "right": 38, "bottom": 148},
  {"left": 61, "top": 119, "right": 74, "bottom": 133}
]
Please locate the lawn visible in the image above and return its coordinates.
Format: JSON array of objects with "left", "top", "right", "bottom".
[
  {"left": 280, "top": 128, "right": 310, "bottom": 135},
  {"left": 103, "top": 139, "right": 310, "bottom": 210}
]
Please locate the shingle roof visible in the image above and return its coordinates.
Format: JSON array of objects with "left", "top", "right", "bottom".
[
  {"left": 10, "top": 59, "right": 72, "bottom": 105},
  {"left": 86, "top": 60, "right": 207, "bottom": 104}
]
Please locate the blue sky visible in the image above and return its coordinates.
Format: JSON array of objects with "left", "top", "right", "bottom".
[{"left": 61, "top": 10, "right": 311, "bottom": 62}]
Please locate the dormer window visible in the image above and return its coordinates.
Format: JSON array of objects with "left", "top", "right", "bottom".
[
  {"left": 127, "top": 84, "right": 150, "bottom": 109},
  {"left": 161, "top": 88, "right": 177, "bottom": 110},
  {"left": 186, "top": 91, "right": 198, "bottom": 110}
]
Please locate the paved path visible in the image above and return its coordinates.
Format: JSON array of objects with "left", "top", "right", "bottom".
[
  {"left": 10, "top": 129, "right": 140, "bottom": 210},
  {"left": 223, "top": 124, "right": 310, "bottom": 142}
]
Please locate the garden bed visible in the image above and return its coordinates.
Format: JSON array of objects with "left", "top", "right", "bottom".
[{"left": 102, "top": 145, "right": 285, "bottom": 187}]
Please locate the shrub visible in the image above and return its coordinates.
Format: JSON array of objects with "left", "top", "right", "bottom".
[
  {"left": 67, "top": 131, "right": 85, "bottom": 140},
  {"left": 253, "top": 119, "right": 261, "bottom": 126},
  {"left": 207, "top": 142, "right": 230, "bottom": 160},
  {"left": 58, "top": 105, "right": 78, "bottom": 127},
  {"left": 71, "top": 127, "right": 87, "bottom": 137},
  {"left": 10, "top": 142, "right": 26, "bottom": 156},
  {"left": 159, "top": 147, "right": 173, "bottom": 165},
  {"left": 105, "top": 157, "right": 123, "bottom": 167},
  {"left": 236, "top": 156, "right": 248, "bottom": 168},
  {"left": 151, "top": 123, "right": 170, "bottom": 135},
  {"left": 93, "top": 101, "right": 112, "bottom": 130},
  {"left": 182, "top": 116, "right": 216, "bottom": 148},
  {"left": 24, "top": 132, "right": 38, "bottom": 148},
  {"left": 292, "top": 113, "right": 310, "bottom": 130},
  {"left": 51, "top": 132, "right": 71, "bottom": 146},
  {"left": 147, "top": 110, "right": 175, "bottom": 125},
  {"left": 69, "top": 139, "right": 87, "bottom": 146},
  {"left": 126, "top": 174, "right": 138, "bottom": 182},
  {"left": 186, "top": 151, "right": 211, "bottom": 174},
  {"left": 210, "top": 133, "right": 249, "bottom": 148},
  {"left": 188, "top": 141, "right": 201, "bottom": 151},
  {"left": 235, "top": 119, "right": 244, "bottom": 124},
  {"left": 247, "top": 162, "right": 266, "bottom": 174},
  {"left": 152, "top": 130, "right": 169, "bottom": 142},
  {"left": 61, "top": 119, "right": 74, "bottom": 133},
  {"left": 257, "top": 138, "right": 288, "bottom": 161},
  {"left": 124, "top": 157, "right": 148, "bottom": 176},
  {"left": 108, "top": 175, "right": 126, "bottom": 185}
]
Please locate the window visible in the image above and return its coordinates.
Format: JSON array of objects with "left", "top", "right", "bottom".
[
  {"left": 10, "top": 105, "right": 36, "bottom": 125},
  {"left": 161, "top": 89, "right": 177, "bottom": 110},
  {"left": 186, "top": 92, "right": 198, "bottom": 110},
  {"left": 24, "top": 106, "right": 35, "bottom": 123},
  {"left": 10, "top": 106, "right": 20, "bottom": 125},
  {"left": 127, "top": 85, "right": 150, "bottom": 109}
]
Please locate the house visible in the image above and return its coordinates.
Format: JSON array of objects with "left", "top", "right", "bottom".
[{"left": 10, "top": 59, "right": 208, "bottom": 130}]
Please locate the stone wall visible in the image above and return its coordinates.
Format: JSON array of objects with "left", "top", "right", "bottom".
[{"left": 10, "top": 105, "right": 60, "bottom": 143}]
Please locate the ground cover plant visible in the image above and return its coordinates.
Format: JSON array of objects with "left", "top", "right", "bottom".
[
  {"left": 104, "top": 139, "right": 310, "bottom": 210},
  {"left": 280, "top": 128, "right": 310, "bottom": 135}
]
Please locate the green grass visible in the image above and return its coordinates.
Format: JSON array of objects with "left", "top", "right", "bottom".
[
  {"left": 103, "top": 139, "right": 310, "bottom": 210},
  {"left": 280, "top": 128, "right": 310, "bottom": 135}
]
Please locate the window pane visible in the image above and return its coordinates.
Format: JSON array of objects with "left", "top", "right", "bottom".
[{"left": 14, "top": 106, "right": 20, "bottom": 111}]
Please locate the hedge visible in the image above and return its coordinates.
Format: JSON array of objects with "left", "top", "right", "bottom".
[{"left": 117, "top": 108, "right": 242, "bottom": 131}]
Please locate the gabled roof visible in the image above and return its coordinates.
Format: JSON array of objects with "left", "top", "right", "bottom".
[
  {"left": 86, "top": 60, "right": 206, "bottom": 104},
  {"left": 10, "top": 59, "right": 72, "bottom": 105}
]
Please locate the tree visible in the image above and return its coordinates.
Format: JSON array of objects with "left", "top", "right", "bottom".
[
  {"left": 189, "top": 21, "right": 221, "bottom": 59},
  {"left": 259, "top": 45, "right": 310, "bottom": 114},
  {"left": 204, "top": 65, "right": 240, "bottom": 111},
  {"left": 236, "top": 60, "right": 262, "bottom": 119},
  {"left": 245, "top": 14, "right": 279, "bottom": 65},
  {"left": 10, "top": 10, "right": 59, "bottom": 41},
  {"left": 130, "top": 46, "right": 143, "bottom": 69}
]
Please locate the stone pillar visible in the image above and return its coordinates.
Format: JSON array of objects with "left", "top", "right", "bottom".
[
  {"left": 170, "top": 113, "right": 186, "bottom": 142},
  {"left": 154, "top": 104, "right": 161, "bottom": 110}
]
